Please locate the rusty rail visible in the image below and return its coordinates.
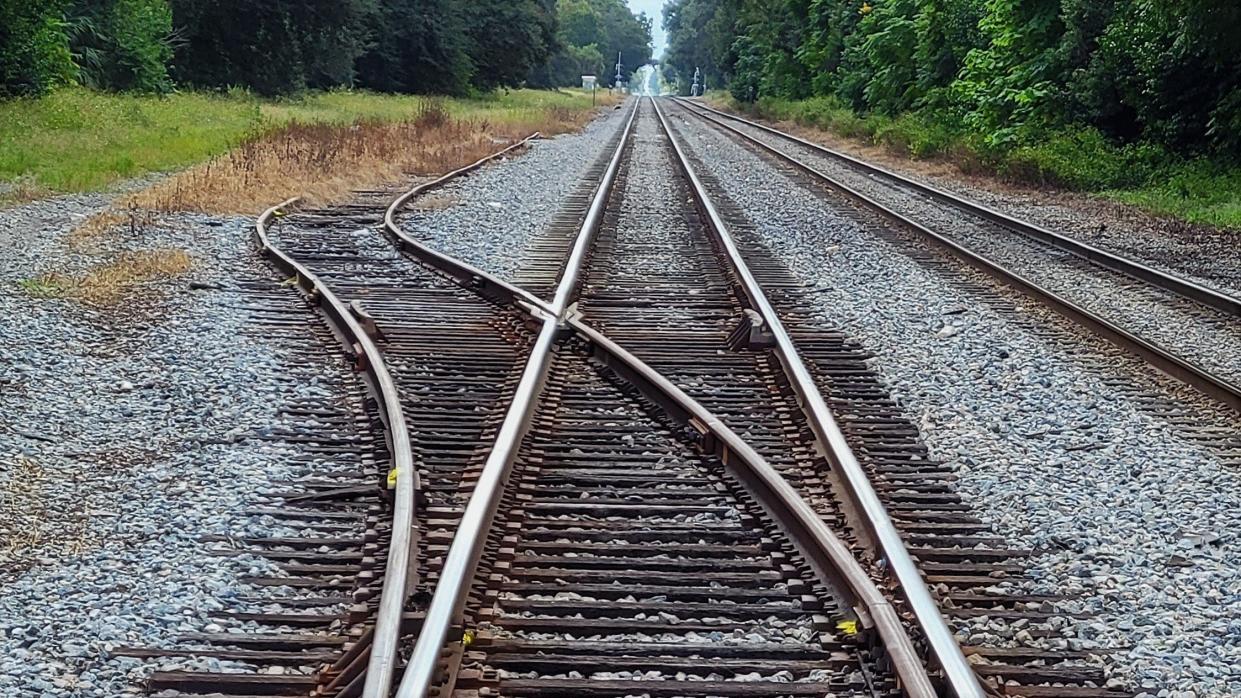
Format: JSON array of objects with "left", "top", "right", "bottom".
[
  {"left": 253, "top": 199, "right": 417, "bottom": 698},
  {"left": 653, "top": 96, "right": 985, "bottom": 698},
  {"left": 672, "top": 98, "right": 1241, "bottom": 413}
]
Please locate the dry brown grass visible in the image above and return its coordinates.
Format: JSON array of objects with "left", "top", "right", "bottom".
[
  {"left": 125, "top": 98, "right": 602, "bottom": 215},
  {"left": 75, "top": 248, "right": 193, "bottom": 304},
  {"left": 21, "top": 248, "right": 193, "bottom": 306},
  {"left": 0, "top": 456, "right": 48, "bottom": 557},
  {"left": 65, "top": 94, "right": 611, "bottom": 263}
]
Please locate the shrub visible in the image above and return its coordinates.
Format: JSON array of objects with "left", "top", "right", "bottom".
[
  {"left": 0, "top": 0, "right": 76, "bottom": 97},
  {"left": 1003, "top": 126, "right": 1164, "bottom": 190},
  {"left": 872, "top": 112, "right": 956, "bottom": 159}
]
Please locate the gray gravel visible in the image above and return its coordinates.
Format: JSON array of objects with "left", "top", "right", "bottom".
[
  {"left": 665, "top": 106, "right": 1241, "bottom": 696},
  {"left": 0, "top": 194, "right": 349, "bottom": 695},
  {"left": 695, "top": 103, "right": 1241, "bottom": 298},
  {"left": 397, "top": 106, "right": 629, "bottom": 281},
  {"left": 682, "top": 104, "right": 1241, "bottom": 387}
]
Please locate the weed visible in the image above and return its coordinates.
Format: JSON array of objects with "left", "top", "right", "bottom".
[
  {"left": 20, "top": 249, "right": 193, "bottom": 306},
  {"left": 0, "top": 456, "right": 48, "bottom": 557},
  {"left": 723, "top": 94, "right": 1241, "bottom": 229},
  {"left": 1, "top": 86, "right": 610, "bottom": 197},
  {"left": 126, "top": 95, "right": 597, "bottom": 214},
  {"left": 74, "top": 248, "right": 193, "bottom": 304},
  {"left": 18, "top": 274, "right": 71, "bottom": 298},
  {"left": 414, "top": 100, "right": 450, "bottom": 130}
]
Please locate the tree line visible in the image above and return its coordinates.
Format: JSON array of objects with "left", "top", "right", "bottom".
[
  {"left": 0, "top": 0, "right": 653, "bottom": 98},
  {"left": 663, "top": 0, "right": 1240, "bottom": 158}
]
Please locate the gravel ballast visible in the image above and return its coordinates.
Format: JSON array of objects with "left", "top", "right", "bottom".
[
  {"left": 0, "top": 195, "right": 355, "bottom": 695},
  {"left": 397, "top": 106, "right": 629, "bottom": 281},
  {"left": 679, "top": 104, "right": 1241, "bottom": 387},
  {"left": 698, "top": 103, "right": 1241, "bottom": 298},
  {"left": 665, "top": 106, "right": 1241, "bottom": 696}
]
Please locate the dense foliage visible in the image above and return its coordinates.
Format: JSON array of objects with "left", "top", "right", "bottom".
[
  {"left": 69, "top": 0, "right": 173, "bottom": 92},
  {"left": 0, "top": 0, "right": 651, "bottom": 97},
  {"left": 0, "top": 1, "right": 76, "bottom": 97},
  {"left": 663, "top": 0, "right": 1241, "bottom": 161},
  {"left": 172, "top": 0, "right": 374, "bottom": 95},
  {"left": 354, "top": 0, "right": 473, "bottom": 95},
  {"left": 532, "top": 0, "right": 654, "bottom": 88}
]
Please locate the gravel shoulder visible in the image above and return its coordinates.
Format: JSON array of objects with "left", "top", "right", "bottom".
[
  {"left": 0, "top": 193, "right": 354, "bottom": 695},
  {"left": 678, "top": 103, "right": 1241, "bottom": 386},
  {"left": 396, "top": 104, "right": 629, "bottom": 281},
  {"left": 667, "top": 106, "right": 1241, "bottom": 697},
  {"left": 707, "top": 102, "right": 1241, "bottom": 298}
]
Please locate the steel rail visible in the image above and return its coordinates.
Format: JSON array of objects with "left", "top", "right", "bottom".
[
  {"left": 653, "top": 97, "right": 986, "bottom": 698},
  {"left": 671, "top": 99, "right": 1241, "bottom": 413},
  {"left": 677, "top": 98, "right": 1241, "bottom": 317},
  {"left": 568, "top": 318, "right": 940, "bottom": 698},
  {"left": 253, "top": 198, "right": 418, "bottom": 698},
  {"left": 357, "top": 97, "right": 942, "bottom": 696},
  {"left": 392, "top": 97, "right": 640, "bottom": 698},
  {"left": 384, "top": 134, "right": 556, "bottom": 317}
]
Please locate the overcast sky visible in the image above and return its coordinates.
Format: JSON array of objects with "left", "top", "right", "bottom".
[{"left": 627, "top": 0, "right": 668, "bottom": 57}]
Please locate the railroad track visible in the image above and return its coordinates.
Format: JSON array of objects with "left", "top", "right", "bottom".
[
  {"left": 127, "top": 96, "right": 1132, "bottom": 697},
  {"left": 670, "top": 98, "right": 1241, "bottom": 413},
  {"left": 562, "top": 98, "right": 1119, "bottom": 696}
]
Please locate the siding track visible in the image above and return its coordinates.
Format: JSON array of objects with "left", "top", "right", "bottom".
[{"left": 670, "top": 98, "right": 1241, "bottom": 414}]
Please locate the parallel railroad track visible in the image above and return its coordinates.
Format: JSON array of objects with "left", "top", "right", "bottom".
[
  {"left": 384, "top": 98, "right": 944, "bottom": 698},
  {"left": 670, "top": 98, "right": 1241, "bottom": 414},
  {"left": 128, "top": 96, "right": 1136, "bottom": 698},
  {"left": 562, "top": 98, "right": 1121, "bottom": 697}
]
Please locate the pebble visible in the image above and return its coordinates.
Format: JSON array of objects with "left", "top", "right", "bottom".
[
  {"left": 664, "top": 108, "right": 1241, "bottom": 696},
  {"left": 0, "top": 193, "right": 352, "bottom": 694},
  {"left": 399, "top": 107, "right": 629, "bottom": 282}
]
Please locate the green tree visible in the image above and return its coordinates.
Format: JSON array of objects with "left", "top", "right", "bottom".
[
  {"left": 68, "top": 0, "right": 173, "bottom": 92},
  {"left": 464, "top": 0, "right": 557, "bottom": 90},
  {"left": 664, "top": 0, "right": 739, "bottom": 94},
  {"left": 355, "top": 0, "right": 472, "bottom": 94},
  {"left": 532, "top": 0, "right": 650, "bottom": 88},
  {"left": 170, "top": 0, "right": 374, "bottom": 95},
  {"left": 912, "top": 0, "right": 983, "bottom": 108},
  {"left": 951, "top": 0, "right": 1065, "bottom": 146},
  {"left": 1082, "top": 0, "right": 1240, "bottom": 153},
  {"left": 0, "top": 0, "right": 75, "bottom": 97}
]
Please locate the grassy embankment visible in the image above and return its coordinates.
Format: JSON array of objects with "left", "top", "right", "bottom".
[
  {"left": 1, "top": 87, "right": 614, "bottom": 207},
  {"left": 714, "top": 94, "right": 1241, "bottom": 230},
  {"left": 3, "top": 87, "right": 617, "bottom": 303}
]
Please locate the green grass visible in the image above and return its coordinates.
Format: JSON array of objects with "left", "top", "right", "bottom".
[
  {"left": 721, "top": 94, "right": 1241, "bottom": 230},
  {"left": 1106, "top": 164, "right": 1241, "bottom": 229},
  {"left": 0, "top": 87, "right": 607, "bottom": 195}
]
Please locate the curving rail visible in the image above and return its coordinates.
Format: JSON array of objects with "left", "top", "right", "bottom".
[
  {"left": 380, "top": 96, "right": 958, "bottom": 698},
  {"left": 651, "top": 98, "right": 986, "bottom": 698},
  {"left": 383, "top": 135, "right": 556, "bottom": 317},
  {"left": 671, "top": 98, "right": 1241, "bottom": 413},
  {"left": 392, "top": 98, "right": 640, "bottom": 698},
  {"left": 254, "top": 198, "right": 418, "bottom": 698},
  {"left": 254, "top": 96, "right": 978, "bottom": 697}
]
